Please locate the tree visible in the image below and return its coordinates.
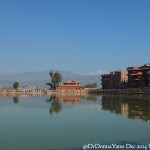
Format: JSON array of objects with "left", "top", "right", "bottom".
[
  {"left": 46, "top": 71, "right": 62, "bottom": 89},
  {"left": 13, "top": 82, "right": 19, "bottom": 89},
  {"left": 83, "top": 82, "right": 97, "bottom": 88},
  {"left": 45, "top": 82, "right": 53, "bottom": 89}
]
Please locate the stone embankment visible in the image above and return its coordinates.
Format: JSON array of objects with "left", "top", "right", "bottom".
[
  {"left": 0, "top": 88, "right": 150, "bottom": 96},
  {"left": 95, "top": 89, "right": 150, "bottom": 94},
  {"left": 0, "top": 89, "right": 45, "bottom": 96}
]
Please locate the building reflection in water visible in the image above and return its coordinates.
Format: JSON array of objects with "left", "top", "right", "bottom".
[
  {"left": 46, "top": 94, "right": 98, "bottom": 114},
  {"left": 101, "top": 95, "right": 150, "bottom": 122},
  {"left": 46, "top": 94, "right": 81, "bottom": 114},
  {"left": 55, "top": 94, "right": 81, "bottom": 104}
]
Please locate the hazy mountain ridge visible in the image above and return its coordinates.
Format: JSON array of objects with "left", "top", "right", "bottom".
[{"left": 0, "top": 70, "right": 102, "bottom": 88}]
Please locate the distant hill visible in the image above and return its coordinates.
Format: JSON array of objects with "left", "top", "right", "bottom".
[{"left": 0, "top": 70, "right": 103, "bottom": 89}]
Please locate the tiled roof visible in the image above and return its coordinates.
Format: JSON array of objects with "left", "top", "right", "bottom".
[{"left": 64, "top": 80, "right": 80, "bottom": 84}]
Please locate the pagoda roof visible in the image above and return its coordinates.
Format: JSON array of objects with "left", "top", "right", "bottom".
[{"left": 64, "top": 80, "right": 80, "bottom": 84}]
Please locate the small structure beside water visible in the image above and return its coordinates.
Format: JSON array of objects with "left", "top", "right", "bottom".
[{"left": 55, "top": 80, "right": 81, "bottom": 91}]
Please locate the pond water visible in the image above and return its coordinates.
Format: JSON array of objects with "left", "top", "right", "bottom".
[{"left": 0, "top": 94, "right": 150, "bottom": 150}]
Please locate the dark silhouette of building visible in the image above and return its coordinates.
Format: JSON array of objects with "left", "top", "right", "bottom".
[
  {"left": 127, "top": 64, "right": 150, "bottom": 88},
  {"left": 101, "top": 70, "right": 128, "bottom": 89}
]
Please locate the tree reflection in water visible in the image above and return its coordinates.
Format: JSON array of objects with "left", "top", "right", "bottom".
[
  {"left": 101, "top": 95, "right": 150, "bottom": 122},
  {"left": 46, "top": 94, "right": 150, "bottom": 122},
  {"left": 13, "top": 96, "right": 19, "bottom": 104},
  {"left": 46, "top": 94, "right": 98, "bottom": 115},
  {"left": 46, "top": 95, "right": 62, "bottom": 114}
]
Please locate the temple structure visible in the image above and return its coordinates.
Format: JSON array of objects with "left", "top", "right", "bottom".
[{"left": 55, "top": 80, "right": 81, "bottom": 91}]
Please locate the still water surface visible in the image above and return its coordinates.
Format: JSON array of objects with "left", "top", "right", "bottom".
[{"left": 0, "top": 95, "right": 150, "bottom": 150}]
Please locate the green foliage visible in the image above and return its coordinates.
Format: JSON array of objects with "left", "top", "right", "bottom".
[
  {"left": 13, "top": 82, "right": 19, "bottom": 89},
  {"left": 46, "top": 96, "right": 62, "bottom": 114},
  {"left": 45, "top": 82, "right": 52, "bottom": 89},
  {"left": 86, "top": 95, "right": 97, "bottom": 101},
  {"left": 50, "top": 100, "right": 62, "bottom": 114},
  {"left": 83, "top": 82, "right": 97, "bottom": 88},
  {"left": 49, "top": 71, "right": 54, "bottom": 78},
  {"left": 13, "top": 96, "right": 19, "bottom": 104},
  {"left": 52, "top": 71, "right": 62, "bottom": 84},
  {"left": 46, "top": 70, "right": 62, "bottom": 89}
]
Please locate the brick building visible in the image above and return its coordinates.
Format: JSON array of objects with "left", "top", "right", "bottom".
[
  {"left": 114, "top": 70, "right": 128, "bottom": 89},
  {"left": 139, "top": 64, "right": 150, "bottom": 88},
  {"left": 127, "top": 67, "right": 142, "bottom": 88},
  {"left": 148, "top": 71, "right": 150, "bottom": 87},
  {"left": 101, "top": 72, "right": 115, "bottom": 89},
  {"left": 101, "top": 70, "right": 128, "bottom": 89},
  {"left": 127, "top": 64, "right": 150, "bottom": 88},
  {"left": 55, "top": 80, "right": 81, "bottom": 91}
]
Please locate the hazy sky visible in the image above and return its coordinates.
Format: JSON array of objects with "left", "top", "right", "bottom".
[{"left": 0, "top": 0, "right": 150, "bottom": 73}]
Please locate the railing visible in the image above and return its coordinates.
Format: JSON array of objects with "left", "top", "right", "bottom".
[{"left": 98, "top": 88, "right": 150, "bottom": 94}]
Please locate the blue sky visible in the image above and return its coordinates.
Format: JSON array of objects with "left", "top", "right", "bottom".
[{"left": 0, "top": 0, "right": 150, "bottom": 73}]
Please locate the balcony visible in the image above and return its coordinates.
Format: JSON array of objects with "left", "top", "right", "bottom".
[
  {"left": 127, "top": 67, "right": 140, "bottom": 70},
  {"left": 129, "top": 72, "right": 142, "bottom": 76}
]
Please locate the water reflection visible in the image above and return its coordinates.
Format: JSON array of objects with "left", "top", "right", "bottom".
[
  {"left": 101, "top": 95, "right": 150, "bottom": 122},
  {"left": 46, "top": 94, "right": 98, "bottom": 114},
  {"left": 13, "top": 96, "right": 19, "bottom": 104},
  {"left": 83, "top": 95, "right": 98, "bottom": 101},
  {"left": 46, "top": 95, "right": 62, "bottom": 114},
  {"left": 2, "top": 93, "right": 150, "bottom": 122},
  {"left": 55, "top": 94, "right": 80, "bottom": 104},
  {"left": 0, "top": 94, "right": 150, "bottom": 150},
  {"left": 46, "top": 94, "right": 150, "bottom": 122}
]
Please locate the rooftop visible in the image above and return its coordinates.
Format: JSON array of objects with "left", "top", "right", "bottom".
[{"left": 64, "top": 80, "right": 80, "bottom": 84}]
